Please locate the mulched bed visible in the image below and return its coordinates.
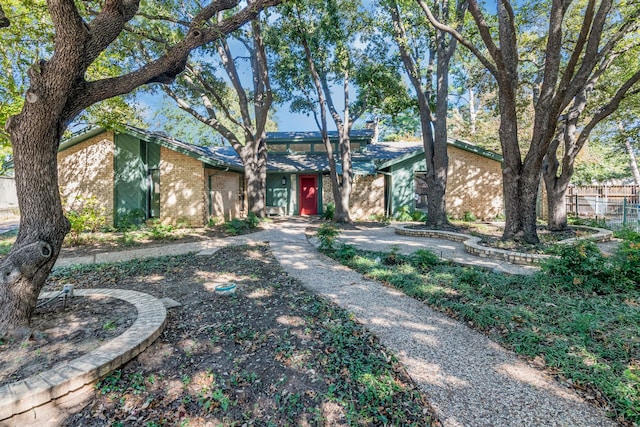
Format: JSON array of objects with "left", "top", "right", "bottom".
[
  {"left": 0, "top": 295, "right": 136, "bottom": 388},
  {"left": 6, "top": 244, "right": 435, "bottom": 426}
]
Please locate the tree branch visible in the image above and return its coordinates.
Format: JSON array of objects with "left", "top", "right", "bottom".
[
  {"left": 0, "top": 3, "right": 10, "bottom": 27},
  {"left": 417, "top": 0, "right": 498, "bottom": 77},
  {"left": 63, "top": 0, "right": 280, "bottom": 121}
]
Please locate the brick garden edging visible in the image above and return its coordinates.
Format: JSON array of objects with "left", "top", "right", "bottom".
[
  {"left": 0, "top": 289, "right": 167, "bottom": 424},
  {"left": 395, "top": 225, "right": 612, "bottom": 266}
]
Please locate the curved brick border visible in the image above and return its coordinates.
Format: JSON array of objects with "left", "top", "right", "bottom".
[
  {"left": 0, "top": 289, "right": 167, "bottom": 422},
  {"left": 395, "top": 225, "right": 612, "bottom": 266}
]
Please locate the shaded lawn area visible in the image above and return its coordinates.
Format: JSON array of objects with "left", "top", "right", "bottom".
[
  {"left": 41, "top": 245, "right": 434, "bottom": 426},
  {"left": 325, "top": 245, "right": 640, "bottom": 426}
]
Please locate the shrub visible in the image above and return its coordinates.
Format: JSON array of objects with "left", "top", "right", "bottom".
[
  {"left": 614, "top": 227, "right": 640, "bottom": 243},
  {"left": 612, "top": 240, "right": 640, "bottom": 287},
  {"left": 117, "top": 209, "right": 146, "bottom": 231},
  {"left": 395, "top": 206, "right": 412, "bottom": 222},
  {"left": 335, "top": 243, "right": 357, "bottom": 260},
  {"left": 412, "top": 249, "right": 440, "bottom": 269},
  {"left": 224, "top": 218, "right": 248, "bottom": 235},
  {"left": 541, "top": 242, "right": 614, "bottom": 292},
  {"left": 317, "top": 223, "right": 340, "bottom": 251},
  {"left": 246, "top": 212, "right": 260, "bottom": 229},
  {"left": 147, "top": 219, "right": 174, "bottom": 240},
  {"left": 462, "top": 211, "right": 477, "bottom": 222},
  {"left": 322, "top": 203, "right": 335, "bottom": 220},
  {"left": 411, "top": 210, "right": 427, "bottom": 222},
  {"left": 65, "top": 196, "right": 108, "bottom": 244}
]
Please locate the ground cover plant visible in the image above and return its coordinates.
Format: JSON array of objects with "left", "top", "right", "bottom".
[
  {"left": 321, "top": 239, "right": 640, "bottom": 426},
  {"left": 33, "top": 245, "right": 435, "bottom": 426}
]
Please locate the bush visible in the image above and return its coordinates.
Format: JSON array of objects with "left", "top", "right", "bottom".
[
  {"left": 335, "top": 243, "right": 357, "bottom": 260},
  {"left": 411, "top": 210, "right": 427, "bottom": 222},
  {"left": 395, "top": 206, "right": 413, "bottom": 222},
  {"left": 65, "top": 196, "right": 108, "bottom": 244},
  {"left": 147, "top": 219, "right": 174, "bottom": 240},
  {"left": 542, "top": 242, "right": 615, "bottom": 293},
  {"left": 412, "top": 249, "right": 440, "bottom": 269},
  {"left": 322, "top": 203, "right": 335, "bottom": 220},
  {"left": 462, "top": 211, "right": 477, "bottom": 222},
  {"left": 612, "top": 240, "right": 640, "bottom": 286},
  {"left": 223, "top": 214, "right": 262, "bottom": 235},
  {"left": 317, "top": 223, "right": 340, "bottom": 251},
  {"left": 117, "top": 209, "right": 146, "bottom": 231},
  {"left": 224, "top": 218, "right": 249, "bottom": 235}
]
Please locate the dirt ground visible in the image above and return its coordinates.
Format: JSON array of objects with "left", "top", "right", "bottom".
[{"left": 2, "top": 243, "right": 435, "bottom": 426}]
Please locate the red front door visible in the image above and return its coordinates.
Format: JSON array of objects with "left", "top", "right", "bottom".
[{"left": 299, "top": 175, "right": 318, "bottom": 215}]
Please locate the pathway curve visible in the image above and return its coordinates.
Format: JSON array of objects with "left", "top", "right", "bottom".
[{"left": 261, "top": 219, "right": 615, "bottom": 427}]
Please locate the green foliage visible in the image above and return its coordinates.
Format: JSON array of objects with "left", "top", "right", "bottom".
[
  {"left": 0, "top": 229, "right": 17, "bottom": 256},
  {"left": 542, "top": 242, "right": 615, "bottom": 292},
  {"left": 322, "top": 203, "right": 335, "bottom": 220},
  {"left": 614, "top": 227, "right": 640, "bottom": 242},
  {"left": 412, "top": 249, "right": 440, "bottom": 269},
  {"left": 411, "top": 210, "right": 427, "bottom": 222},
  {"left": 316, "top": 223, "right": 340, "bottom": 251},
  {"left": 394, "top": 205, "right": 413, "bottom": 221},
  {"left": 224, "top": 213, "right": 261, "bottom": 236},
  {"left": 462, "top": 211, "right": 477, "bottom": 222},
  {"left": 146, "top": 219, "right": 174, "bottom": 240},
  {"left": 325, "top": 246, "right": 640, "bottom": 424},
  {"left": 65, "top": 196, "right": 108, "bottom": 244},
  {"left": 612, "top": 240, "right": 640, "bottom": 286},
  {"left": 116, "top": 209, "right": 146, "bottom": 231}
]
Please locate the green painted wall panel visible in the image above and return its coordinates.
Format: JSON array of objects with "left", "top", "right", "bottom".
[
  {"left": 266, "top": 174, "right": 290, "bottom": 213},
  {"left": 389, "top": 156, "right": 427, "bottom": 215},
  {"left": 114, "top": 134, "right": 146, "bottom": 226}
]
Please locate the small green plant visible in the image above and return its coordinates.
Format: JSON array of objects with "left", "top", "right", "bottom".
[
  {"left": 102, "top": 320, "right": 117, "bottom": 331},
  {"left": 394, "top": 205, "right": 413, "bottom": 221},
  {"left": 322, "top": 203, "right": 335, "bottom": 220},
  {"left": 316, "top": 223, "right": 340, "bottom": 251},
  {"left": 614, "top": 227, "right": 640, "bottom": 242},
  {"left": 116, "top": 209, "right": 146, "bottom": 231},
  {"left": 462, "top": 211, "right": 477, "bottom": 222},
  {"left": 65, "top": 196, "right": 108, "bottom": 244},
  {"left": 412, "top": 249, "right": 440, "bottom": 269},
  {"left": 369, "top": 213, "right": 391, "bottom": 224},
  {"left": 147, "top": 219, "right": 174, "bottom": 240},
  {"left": 335, "top": 243, "right": 357, "bottom": 260},
  {"left": 542, "top": 242, "right": 616, "bottom": 293},
  {"left": 224, "top": 218, "right": 248, "bottom": 235},
  {"left": 224, "top": 214, "right": 261, "bottom": 235},
  {"left": 246, "top": 212, "right": 260, "bottom": 229},
  {"left": 411, "top": 210, "right": 427, "bottom": 222}
]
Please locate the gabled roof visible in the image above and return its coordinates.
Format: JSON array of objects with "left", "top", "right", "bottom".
[
  {"left": 266, "top": 130, "right": 375, "bottom": 143},
  {"left": 60, "top": 125, "right": 501, "bottom": 175},
  {"left": 60, "top": 125, "right": 244, "bottom": 171}
]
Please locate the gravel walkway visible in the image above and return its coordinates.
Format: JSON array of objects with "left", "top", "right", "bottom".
[{"left": 259, "top": 219, "right": 615, "bottom": 427}]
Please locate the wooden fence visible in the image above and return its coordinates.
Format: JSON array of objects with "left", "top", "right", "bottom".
[{"left": 565, "top": 185, "right": 640, "bottom": 230}]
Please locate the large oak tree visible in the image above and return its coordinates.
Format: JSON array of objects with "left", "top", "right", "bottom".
[
  {"left": 385, "top": 0, "right": 466, "bottom": 227},
  {"left": 421, "top": 0, "right": 640, "bottom": 243},
  {"left": 0, "top": 0, "right": 280, "bottom": 337}
]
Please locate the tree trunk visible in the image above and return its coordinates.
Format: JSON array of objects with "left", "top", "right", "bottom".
[
  {"left": 242, "top": 139, "right": 267, "bottom": 218},
  {"left": 546, "top": 182, "right": 569, "bottom": 231},
  {"left": 333, "top": 133, "right": 352, "bottom": 224},
  {"left": 1, "top": 118, "right": 70, "bottom": 336},
  {"left": 625, "top": 138, "right": 640, "bottom": 186}
]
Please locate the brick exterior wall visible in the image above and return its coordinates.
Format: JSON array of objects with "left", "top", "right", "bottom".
[
  {"left": 57, "top": 133, "right": 115, "bottom": 225},
  {"left": 207, "top": 170, "right": 242, "bottom": 221},
  {"left": 160, "top": 146, "right": 206, "bottom": 227},
  {"left": 321, "top": 174, "right": 386, "bottom": 220},
  {"left": 446, "top": 145, "right": 503, "bottom": 220}
]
